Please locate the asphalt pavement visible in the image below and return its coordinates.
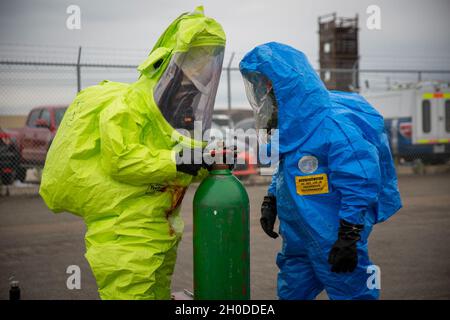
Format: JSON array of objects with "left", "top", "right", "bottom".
[{"left": 0, "top": 173, "right": 449, "bottom": 300}]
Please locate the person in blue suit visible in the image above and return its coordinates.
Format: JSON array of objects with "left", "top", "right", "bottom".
[{"left": 240, "top": 42, "right": 402, "bottom": 300}]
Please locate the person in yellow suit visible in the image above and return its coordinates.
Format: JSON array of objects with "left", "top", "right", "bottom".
[{"left": 39, "top": 6, "right": 225, "bottom": 299}]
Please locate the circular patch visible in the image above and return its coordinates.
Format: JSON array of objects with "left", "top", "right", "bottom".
[{"left": 298, "top": 156, "right": 318, "bottom": 174}]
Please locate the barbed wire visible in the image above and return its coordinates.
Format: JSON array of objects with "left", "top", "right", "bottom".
[{"left": 2, "top": 43, "right": 449, "bottom": 69}]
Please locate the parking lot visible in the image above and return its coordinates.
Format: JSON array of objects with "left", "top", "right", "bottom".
[{"left": 0, "top": 172, "right": 449, "bottom": 300}]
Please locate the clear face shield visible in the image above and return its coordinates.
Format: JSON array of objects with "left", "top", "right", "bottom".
[
  {"left": 154, "top": 45, "right": 225, "bottom": 138},
  {"left": 242, "top": 72, "right": 278, "bottom": 143}
]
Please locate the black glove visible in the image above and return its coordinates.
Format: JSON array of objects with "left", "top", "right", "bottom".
[
  {"left": 175, "top": 148, "right": 208, "bottom": 176},
  {"left": 328, "top": 219, "right": 364, "bottom": 273},
  {"left": 176, "top": 163, "right": 204, "bottom": 176},
  {"left": 260, "top": 195, "right": 278, "bottom": 239}
]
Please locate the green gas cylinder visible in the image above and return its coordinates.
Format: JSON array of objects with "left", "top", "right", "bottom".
[{"left": 193, "top": 164, "right": 250, "bottom": 300}]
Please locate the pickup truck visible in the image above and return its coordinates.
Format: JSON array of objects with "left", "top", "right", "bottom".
[{"left": 0, "top": 106, "right": 67, "bottom": 184}]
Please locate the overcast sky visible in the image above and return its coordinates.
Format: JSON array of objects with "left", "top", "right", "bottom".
[{"left": 1, "top": 0, "right": 449, "bottom": 69}]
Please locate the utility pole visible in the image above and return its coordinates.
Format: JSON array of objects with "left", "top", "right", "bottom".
[{"left": 226, "top": 52, "right": 235, "bottom": 111}]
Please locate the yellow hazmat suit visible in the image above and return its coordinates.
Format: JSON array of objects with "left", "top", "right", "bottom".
[{"left": 39, "top": 7, "right": 226, "bottom": 299}]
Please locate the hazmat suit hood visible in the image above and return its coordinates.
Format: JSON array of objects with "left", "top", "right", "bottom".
[
  {"left": 137, "top": 6, "right": 226, "bottom": 148},
  {"left": 241, "top": 42, "right": 401, "bottom": 224},
  {"left": 240, "top": 42, "right": 331, "bottom": 154}
]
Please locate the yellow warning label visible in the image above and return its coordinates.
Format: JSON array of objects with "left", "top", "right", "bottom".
[{"left": 295, "top": 174, "right": 329, "bottom": 195}]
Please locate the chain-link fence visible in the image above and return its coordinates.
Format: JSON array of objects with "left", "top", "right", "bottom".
[{"left": 1, "top": 44, "right": 450, "bottom": 186}]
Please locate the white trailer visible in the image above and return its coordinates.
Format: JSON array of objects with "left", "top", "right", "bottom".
[{"left": 361, "top": 82, "right": 450, "bottom": 163}]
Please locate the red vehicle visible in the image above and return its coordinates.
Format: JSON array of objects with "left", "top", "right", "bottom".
[
  {"left": 0, "top": 128, "right": 24, "bottom": 184},
  {"left": 0, "top": 106, "right": 67, "bottom": 184}
]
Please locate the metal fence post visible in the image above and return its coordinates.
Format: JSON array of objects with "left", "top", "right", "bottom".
[
  {"left": 76, "top": 46, "right": 82, "bottom": 92},
  {"left": 227, "top": 52, "right": 235, "bottom": 111},
  {"left": 352, "top": 61, "right": 359, "bottom": 91}
]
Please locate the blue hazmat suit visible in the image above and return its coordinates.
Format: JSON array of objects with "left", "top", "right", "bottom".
[{"left": 240, "top": 42, "right": 402, "bottom": 300}]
